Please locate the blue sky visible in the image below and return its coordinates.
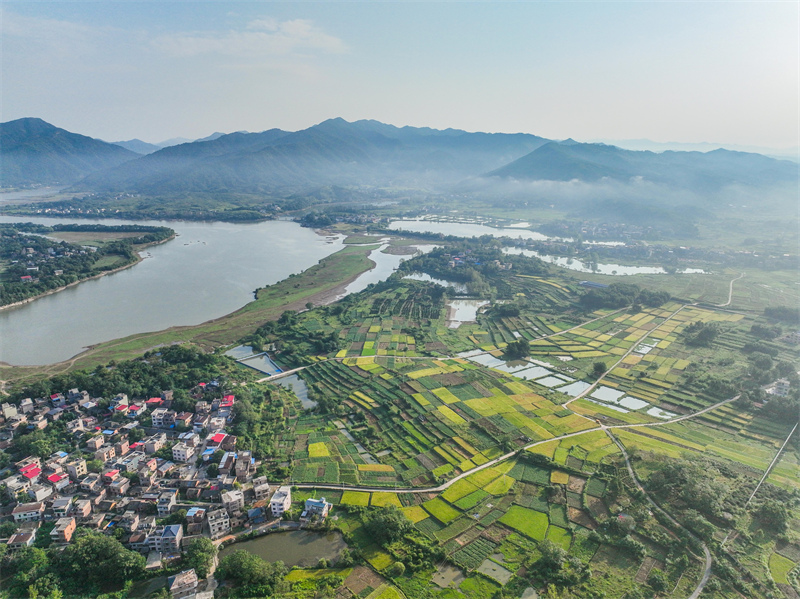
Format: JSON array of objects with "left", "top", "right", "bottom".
[{"left": 2, "top": 2, "right": 797, "bottom": 150}]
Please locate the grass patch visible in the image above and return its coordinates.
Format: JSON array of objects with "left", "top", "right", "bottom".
[{"left": 499, "top": 505, "right": 549, "bottom": 541}]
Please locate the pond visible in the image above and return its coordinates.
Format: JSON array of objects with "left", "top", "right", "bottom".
[
  {"left": 219, "top": 530, "right": 347, "bottom": 568},
  {"left": 275, "top": 374, "right": 316, "bottom": 410},
  {"left": 503, "top": 247, "right": 708, "bottom": 275},
  {"left": 445, "top": 299, "right": 490, "bottom": 328}
]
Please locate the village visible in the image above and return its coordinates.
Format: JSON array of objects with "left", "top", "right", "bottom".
[{"left": 0, "top": 384, "right": 332, "bottom": 598}]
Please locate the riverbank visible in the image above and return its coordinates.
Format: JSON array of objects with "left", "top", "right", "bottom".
[
  {"left": 0, "top": 234, "right": 176, "bottom": 312},
  {"left": 0, "top": 243, "right": 378, "bottom": 382}
]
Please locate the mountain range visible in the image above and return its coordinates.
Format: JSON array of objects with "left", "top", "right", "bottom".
[{"left": 1, "top": 117, "right": 796, "bottom": 201}]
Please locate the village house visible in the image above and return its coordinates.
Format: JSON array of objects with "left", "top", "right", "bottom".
[
  {"left": 52, "top": 497, "right": 72, "bottom": 517},
  {"left": 47, "top": 473, "right": 71, "bottom": 493},
  {"left": 50, "top": 517, "right": 76, "bottom": 544},
  {"left": 302, "top": 497, "right": 332, "bottom": 521},
  {"left": 221, "top": 489, "right": 245, "bottom": 514},
  {"left": 270, "top": 486, "right": 292, "bottom": 518},
  {"left": 86, "top": 435, "right": 104, "bottom": 451},
  {"left": 80, "top": 473, "right": 103, "bottom": 494},
  {"left": 167, "top": 569, "right": 199, "bottom": 599},
  {"left": 234, "top": 451, "right": 255, "bottom": 481},
  {"left": 12, "top": 501, "right": 45, "bottom": 522},
  {"left": 252, "top": 476, "right": 270, "bottom": 501},
  {"left": 73, "top": 499, "right": 92, "bottom": 519},
  {"left": 28, "top": 484, "right": 53, "bottom": 502},
  {"left": 144, "top": 433, "right": 167, "bottom": 454},
  {"left": 151, "top": 408, "right": 176, "bottom": 428},
  {"left": 157, "top": 489, "right": 178, "bottom": 517},
  {"left": 149, "top": 524, "right": 183, "bottom": 555},
  {"left": 95, "top": 444, "right": 116, "bottom": 463},
  {"left": 6, "top": 531, "right": 36, "bottom": 550},
  {"left": 172, "top": 442, "right": 195, "bottom": 463},
  {"left": 119, "top": 510, "right": 140, "bottom": 532},
  {"left": 207, "top": 508, "right": 230, "bottom": 539},
  {"left": 66, "top": 458, "right": 87, "bottom": 480},
  {"left": 109, "top": 477, "right": 131, "bottom": 496}
]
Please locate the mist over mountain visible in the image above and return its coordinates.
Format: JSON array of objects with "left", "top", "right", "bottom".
[
  {"left": 71, "top": 118, "right": 550, "bottom": 195},
  {"left": 112, "top": 139, "right": 163, "bottom": 155},
  {"left": 2, "top": 118, "right": 795, "bottom": 219},
  {"left": 0, "top": 118, "right": 139, "bottom": 187},
  {"left": 486, "top": 141, "right": 798, "bottom": 191}
]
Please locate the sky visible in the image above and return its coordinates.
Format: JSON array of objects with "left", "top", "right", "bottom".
[{"left": 1, "top": 2, "right": 798, "bottom": 151}]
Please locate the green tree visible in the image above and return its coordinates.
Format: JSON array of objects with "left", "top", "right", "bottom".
[
  {"left": 51, "top": 531, "right": 145, "bottom": 592},
  {"left": 216, "top": 550, "right": 287, "bottom": 598},
  {"left": 648, "top": 569, "right": 668, "bottom": 593},
  {"left": 182, "top": 537, "right": 217, "bottom": 579},
  {"left": 592, "top": 361, "right": 608, "bottom": 378},
  {"left": 363, "top": 507, "right": 413, "bottom": 545}
]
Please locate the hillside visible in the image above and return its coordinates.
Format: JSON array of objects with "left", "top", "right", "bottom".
[
  {"left": 0, "top": 118, "right": 140, "bottom": 187},
  {"left": 487, "top": 140, "right": 798, "bottom": 191},
  {"left": 72, "top": 118, "right": 550, "bottom": 195}
]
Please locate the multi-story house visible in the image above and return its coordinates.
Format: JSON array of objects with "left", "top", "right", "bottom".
[
  {"left": 221, "top": 489, "right": 244, "bottom": 514},
  {"left": 172, "top": 442, "right": 194, "bottom": 463},
  {"left": 207, "top": 508, "right": 230, "bottom": 539},
  {"left": 252, "top": 476, "right": 270, "bottom": 501},
  {"left": 270, "top": 486, "right": 292, "bottom": 518},
  {"left": 66, "top": 458, "right": 87, "bottom": 480},
  {"left": 157, "top": 489, "right": 178, "bottom": 517},
  {"left": 149, "top": 524, "right": 183, "bottom": 554},
  {"left": 50, "top": 517, "right": 76, "bottom": 544}
]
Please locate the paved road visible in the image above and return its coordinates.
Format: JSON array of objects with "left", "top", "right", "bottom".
[
  {"left": 606, "top": 430, "right": 713, "bottom": 599},
  {"left": 293, "top": 395, "right": 737, "bottom": 496}
]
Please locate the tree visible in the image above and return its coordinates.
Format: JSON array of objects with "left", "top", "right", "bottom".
[
  {"left": 51, "top": 531, "right": 145, "bottom": 592},
  {"left": 216, "top": 550, "right": 287, "bottom": 598},
  {"left": 183, "top": 537, "right": 217, "bottom": 579},
  {"left": 363, "top": 507, "right": 413, "bottom": 545},
  {"left": 503, "top": 339, "right": 530, "bottom": 361},
  {"left": 592, "top": 361, "right": 607, "bottom": 378},
  {"left": 648, "top": 569, "right": 668, "bottom": 593},
  {"left": 755, "top": 499, "right": 789, "bottom": 532}
]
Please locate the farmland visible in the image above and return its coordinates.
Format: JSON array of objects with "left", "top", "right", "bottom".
[
  {"left": 5, "top": 229, "right": 799, "bottom": 599},
  {"left": 230, "top": 239, "right": 800, "bottom": 599}
]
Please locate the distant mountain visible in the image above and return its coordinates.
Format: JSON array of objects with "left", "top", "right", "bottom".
[
  {"left": 487, "top": 141, "right": 798, "bottom": 191},
  {"left": 0, "top": 118, "right": 140, "bottom": 187},
  {"left": 112, "top": 139, "right": 162, "bottom": 155},
  {"left": 157, "top": 137, "right": 193, "bottom": 147},
  {"left": 75, "top": 118, "right": 550, "bottom": 195}
]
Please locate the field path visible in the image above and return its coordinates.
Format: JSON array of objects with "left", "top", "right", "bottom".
[
  {"left": 606, "top": 430, "right": 713, "bottom": 599},
  {"left": 716, "top": 272, "right": 745, "bottom": 307},
  {"left": 564, "top": 304, "right": 687, "bottom": 407}
]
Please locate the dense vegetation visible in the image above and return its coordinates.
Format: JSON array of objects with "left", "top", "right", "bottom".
[{"left": 0, "top": 223, "right": 173, "bottom": 306}]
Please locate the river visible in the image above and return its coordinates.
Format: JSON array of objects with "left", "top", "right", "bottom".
[{"left": 0, "top": 216, "right": 345, "bottom": 365}]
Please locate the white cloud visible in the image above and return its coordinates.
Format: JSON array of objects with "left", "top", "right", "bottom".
[
  {"left": 0, "top": 9, "right": 106, "bottom": 59},
  {"left": 152, "top": 17, "right": 347, "bottom": 59}
]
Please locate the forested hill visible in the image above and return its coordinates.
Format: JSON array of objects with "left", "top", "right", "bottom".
[
  {"left": 0, "top": 118, "right": 140, "bottom": 187},
  {"left": 72, "top": 118, "right": 550, "bottom": 195},
  {"left": 4, "top": 117, "right": 795, "bottom": 201},
  {"left": 486, "top": 140, "right": 798, "bottom": 191}
]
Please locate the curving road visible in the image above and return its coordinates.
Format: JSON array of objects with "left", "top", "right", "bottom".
[
  {"left": 292, "top": 395, "right": 737, "bottom": 496},
  {"left": 716, "top": 272, "right": 744, "bottom": 308},
  {"left": 606, "top": 430, "right": 713, "bottom": 599}
]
